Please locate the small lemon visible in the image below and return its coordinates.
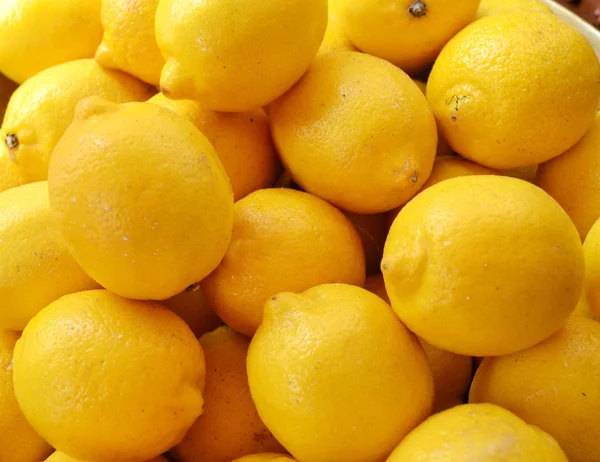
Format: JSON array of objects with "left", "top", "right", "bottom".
[
  {"left": 537, "top": 112, "right": 600, "bottom": 240},
  {"left": 477, "top": 0, "right": 553, "bottom": 18},
  {"left": 48, "top": 98, "right": 234, "bottom": 300},
  {"left": 13, "top": 290, "right": 206, "bottom": 462},
  {"left": 470, "top": 317, "right": 600, "bottom": 462},
  {"left": 248, "top": 283, "right": 434, "bottom": 462},
  {"left": 148, "top": 93, "right": 280, "bottom": 201},
  {"left": 427, "top": 11, "right": 600, "bottom": 169},
  {"left": 383, "top": 175, "right": 584, "bottom": 356},
  {"left": 201, "top": 188, "right": 365, "bottom": 337},
  {"left": 583, "top": 217, "right": 600, "bottom": 320},
  {"left": 0, "top": 59, "right": 154, "bottom": 193},
  {"left": 173, "top": 327, "right": 284, "bottom": 461},
  {"left": 387, "top": 403, "right": 567, "bottom": 461},
  {"left": 156, "top": 0, "right": 328, "bottom": 112},
  {"left": 338, "top": 0, "right": 481, "bottom": 74},
  {"left": 0, "top": 0, "right": 103, "bottom": 83},
  {"left": 0, "top": 329, "right": 52, "bottom": 462},
  {"left": 95, "top": 0, "right": 164, "bottom": 85},
  {"left": 271, "top": 51, "right": 437, "bottom": 214},
  {"left": 0, "top": 182, "right": 99, "bottom": 331}
]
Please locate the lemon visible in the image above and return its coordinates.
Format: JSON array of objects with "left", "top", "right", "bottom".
[
  {"left": 271, "top": 51, "right": 437, "bottom": 214},
  {"left": 537, "top": 112, "right": 600, "bottom": 240},
  {"left": 470, "top": 317, "right": 600, "bottom": 462},
  {"left": 201, "top": 188, "right": 365, "bottom": 337},
  {"left": 13, "top": 290, "right": 206, "bottom": 462},
  {"left": 477, "top": 0, "right": 553, "bottom": 18},
  {"left": 0, "top": 59, "right": 154, "bottom": 193},
  {"left": 248, "top": 283, "right": 433, "bottom": 462},
  {"left": 387, "top": 403, "right": 567, "bottom": 461},
  {"left": 48, "top": 98, "right": 234, "bottom": 300},
  {"left": 427, "top": 11, "right": 600, "bottom": 169},
  {"left": 0, "top": 0, "right": 103, "bottom": 83},
  {"left": 338, "top": 0, "right": 481, "bottom": 74},
  {"left": 148, "top": 93, "right": 280, "bottom": 201},
  {"left": 95, "top": 0, "right": 164, "bottom": 85},
  {"left": 0, "top": 182, "right": 99, "bottom": 331},
  {"left": 383, "top": 175, "right": 584, "bottom": 356},
  {"left": 156, "top": 0, "right": 328, "bottom": 112},
  {"left": 173, "top": 327, "right": 284, "bottom": 461},
  {"left": 0, "top": 329, "right": 52, "bottom": 462}
]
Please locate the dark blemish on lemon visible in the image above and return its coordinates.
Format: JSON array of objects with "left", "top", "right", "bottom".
[
  {"left": 446, "top": 95, "right": 469, "bottom": 111},
  {"left": 408, "top": 0, "right": 427, "bottom": 17}
]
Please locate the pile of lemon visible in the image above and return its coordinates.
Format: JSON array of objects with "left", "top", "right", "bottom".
[{"left": 1, "top": 0, "right": 600, "bottom": 460}]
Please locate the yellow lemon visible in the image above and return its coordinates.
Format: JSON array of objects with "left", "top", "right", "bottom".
[
  {"left": 233, "top": 455, "right": 295, "bottom": 462},
  {"left": 583, "top": 217, "right": 600, "bottom": 320},
  {"left": 271, "top": 51, "right": 437, "bottom": 214},
  {"left": 338, "top": 0, "right": 481, "bottom": 74},
  {"left": 0, "top": 329, "right": 52, "bottom": 462},
  {"left": 0, "top": 0, "right": 102, "bottom": 83},
  {"left": 247, "top": 283, "right": 434, "bottom": 462},
  {"left": 477, "top": 0, "right": 553, "bottom": 18},
  {"left": 318, "top": 0, "right": 356, "bottom": 55},
  {"left": 365, "top": 274, "right": 473, "bottom": 413},
  {"left": 95, "top": 0, "right": 164, "bottom": 85},
  {"left": 48, "top": 98, "right": 234, "bottom": 300},
  {"left": 470, "top": 317, "right": 600, "bottom": 462},
  {"left": 427, "top": 11, "right": 600, "bottom": 169},
  {"left": 45, "top": 452, "right": 168, "bottom": 462},
  {"left": 0, "top": 182, "right": 99, "bottom": 331},
  {"left": 13, "top": 290, "right": 206, "bottom": 462},
  {"left": 386, "top": 403, "right": 567, "bottom": 461},
  {"left": 148, "top": 93, "right": 279, "bottom": 201},
  {"left": 0, "top": 59, "right": 154, "bottom": 193},
  {"left": 537, "top": 113, "right": 600, "bottom": 240},
  {"left": 162, "top": 287, "right": 223, "bottom": 338},
  {"left": 201, "top": 188, "right": 365, "bottom": 337},
  {"left": 383, "top": 175, "right": 584, "bottom": 356},
  {"left": 173, "top": 327, "right": 284, "bottom": 461},
  {"left": 0, "top": 73, "right": 17, "bottom": 121},
  {"left": 156, "top": 0, "right": 328, "bottom": 112}
]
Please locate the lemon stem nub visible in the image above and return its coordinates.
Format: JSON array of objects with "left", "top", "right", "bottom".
[
  {"left": 408, "top": 0, "right": 427, "bottom": 17},
  {"left": 5, "top": 134, "right": 18, "bottom": 161}
]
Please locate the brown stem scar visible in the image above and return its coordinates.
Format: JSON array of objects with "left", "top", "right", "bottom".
[
  {"left": 408, "top": 0, "right": 427, "bottom": 17},
  {"left": 5, "top": 134, "right": 18, "bottom": 162}
]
